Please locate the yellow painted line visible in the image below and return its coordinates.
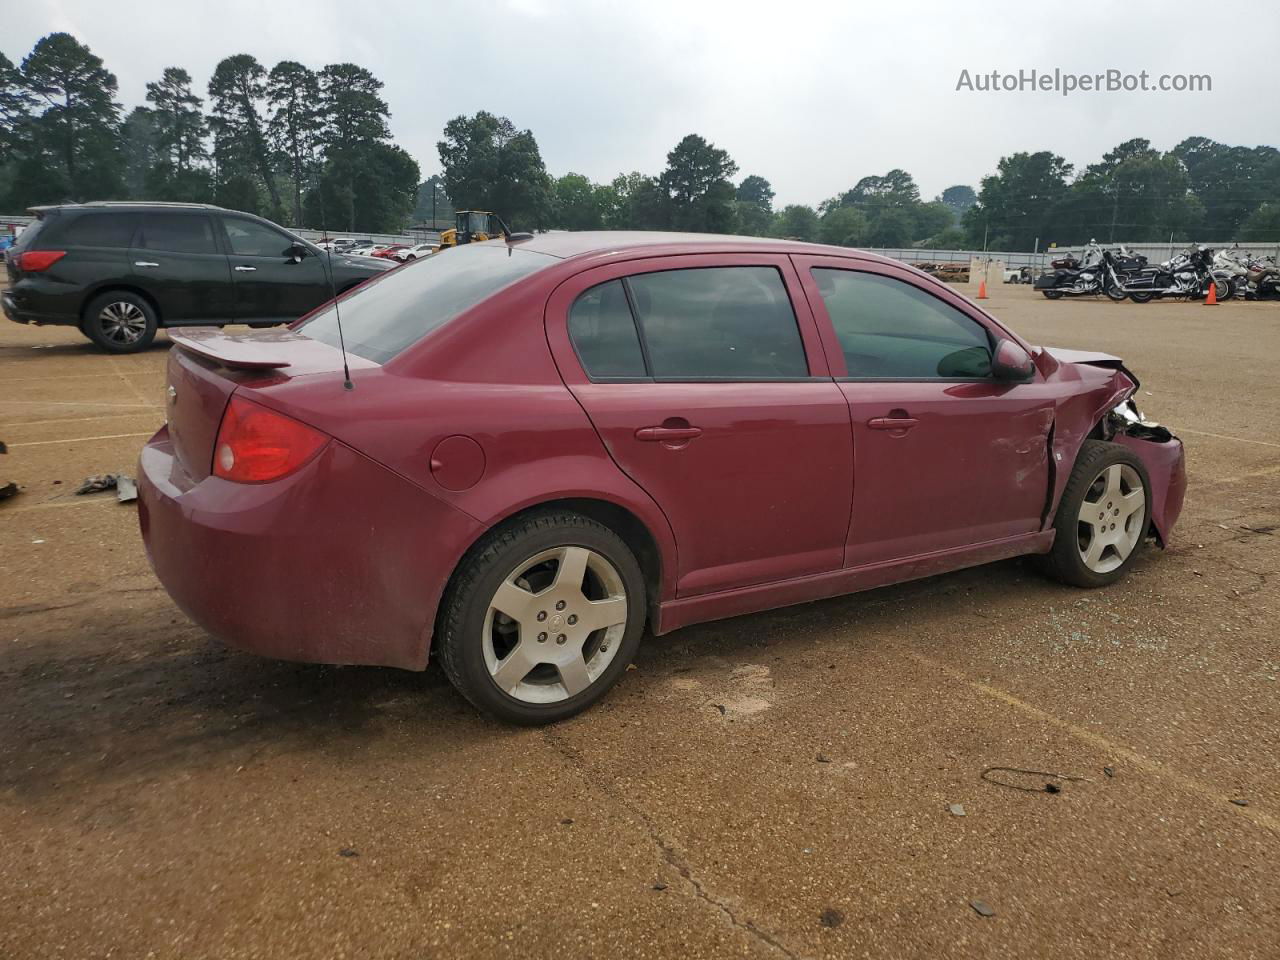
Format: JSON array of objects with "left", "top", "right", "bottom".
[
  {"left": 1179, "top": 427, "right": 1280, "bottom": 450},
  {"left": 909, "top": 652, "right": 1280, "bottom": 836},
  {"left": 7, "top": 431, "right": 153, "bottom": 448},
  {"left": 1, "top": 400, "right": 161, "bottom": 409},
  {"left": 0, "top": 413, "right": 161, "bottom": 429},
  {"left": 3, "top": 497, "right": 119, "bottom": 514}
]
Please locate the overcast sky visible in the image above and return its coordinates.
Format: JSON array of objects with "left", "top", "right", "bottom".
[{"left": 6, "top": 0, "right": 1276, "bottom": 206}]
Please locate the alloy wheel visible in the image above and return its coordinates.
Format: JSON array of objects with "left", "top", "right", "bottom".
[
  {"left": 1076, "top": 463, "right": 1145, "bottom": 573},
  {"left": 483, "top": 546, "right": 629, "bottom": 704},
  {"left": 98, "top": 301, "right": 147, "bottom": 345}
]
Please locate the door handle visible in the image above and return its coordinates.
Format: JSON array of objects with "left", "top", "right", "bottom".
[
  {"left": 234, "top": 265, "right": 257, "bottom": 272},
  {"left": 134, "top": 261, "right": 159, "bottom": 268},
  {"left": 867, "top": 417, "right": 919, "bottom": 431},
  {"left": 635, "top": 425, "right": 703, "bottom": 442}
]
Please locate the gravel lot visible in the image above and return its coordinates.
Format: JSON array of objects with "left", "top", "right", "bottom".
[{"left": 1, "top": 282, "right": 1277, "bottom": 959}]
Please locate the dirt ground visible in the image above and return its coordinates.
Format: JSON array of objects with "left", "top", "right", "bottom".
[{"left": 1, "top": 282, "right": 1278, "bottom": 960}]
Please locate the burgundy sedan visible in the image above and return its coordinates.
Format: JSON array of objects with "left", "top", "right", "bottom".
[{"left": 138, "top": 233, "right": 1186, "bottom": 724}]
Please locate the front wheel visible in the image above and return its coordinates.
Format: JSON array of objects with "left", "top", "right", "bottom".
[
  {"left": 1037, "top": 440, "right": 1151, "bottom": 588},
  {"left": 1042, "top": 290, "right": 1064, "bottom": 300},
  {"left": 1127, "top": 290, "right": 1156, "bottom": 303},
  {"left": 82, "top": 291, "right": 158, "bottom": 353},
  {"left": 1103, "top": 282, "right": 1128, "bottom": 302},
  {"left": 437, "top": 512, "right": 646, "bottom": 724}
]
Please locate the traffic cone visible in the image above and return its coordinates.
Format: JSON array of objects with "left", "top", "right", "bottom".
[
  {"left": 1204, "top": 281, "right": 1218, "bottom": 305},
  {"left": 977, "top": 279, "right": 989, "bottom": 299}
]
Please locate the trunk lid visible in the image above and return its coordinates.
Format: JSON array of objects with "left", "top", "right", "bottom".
[{"left": 164, "top": 328, "right": 376, "bottom": 481}]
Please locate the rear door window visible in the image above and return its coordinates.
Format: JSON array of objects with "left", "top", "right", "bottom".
[
  {"left": 812, "top": 269, "right": 993, "bottom": 379},
  {"left": 626, "top": 266, "right": 809, "bottom": 379},
  {"left": 568, "top": 280, "right": 647, "bottom": 378},
  {"left": 139, "top": 214, "right": 218, "bottom": 255}
]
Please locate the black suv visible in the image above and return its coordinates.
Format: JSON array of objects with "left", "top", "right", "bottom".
[{"left": 2, "top": 202, "right": 395, "bottom": 353}]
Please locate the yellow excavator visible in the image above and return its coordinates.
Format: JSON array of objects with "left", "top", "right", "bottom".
[{"left": 435, "top": 210, "right": 510, "bottom": 250}]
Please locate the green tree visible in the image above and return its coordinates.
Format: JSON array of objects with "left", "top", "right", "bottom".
[
  {"left": 437, "top": 112, "right": 553, "bottom": 229},
  {"left": 659, "top": 134, "right": 739, "bottom": 232},
  {"left": 1239, "top": 202, "right": 1280, "bottom": 241},
  {"left": 866, "top": 206, "right": 914, "bottom": 246},
  {"left": 0, "top": 51, "right": 33, "bottom": 152},
  {"left": 145, "top": 67, "right": 206, "bottom": 173},
  {"left": 304, "top": 141, "right": 419, "bottom": 234},
  {"left": 413, "top": 175, "right": 454, "bottom": 228},
  {"left": 735, "top": 174, "right": 774, "bottom": 235},
  {"left": 121, "top": 107, "right": 162, "bottom": 197},
  {"left": 819, "top": 205, "right": 867, "bottom": 246},
  {"left": 840, "top": 169, "right": 919, "bottom": 208},
  {"left": 912, "top": 201, "right": 955, "bottom": 243},
  {"left": 1171, "top": 137, "right": 1280, "bottom": 237},
  {"left": 771, "top": 204, "right": 819, "bottom": 241},
  {"left": 266, "top": 61, "right": 321, "bottom": 226},
  {"left": 13, "top": 32, "right": 123, "bottom": 204},
  {"left": 603, "top": 171, "right": 669, "bottom": 229},
  {"left": 939, "top": 184, "right": 976, "bottom": 217},
  {"left": 208, "top": 54, "right": 282, "bottom": 216},
  {"left": 553, "top": 172, "right": 606, "bottom": 230},
  {"left": 965, "top": 151, "right": 1072, "bottom": 249}
]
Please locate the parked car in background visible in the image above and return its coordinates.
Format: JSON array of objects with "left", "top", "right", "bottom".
[
  {"left": 373, "top": 244, "right": 410, "bottom": 261},
  {"left": 137, "top": 232, "right": 1186, "bottom": 724},
  {"left": 350, "top": 244, "right": 390, "bottom": 258},
  {"left": 316, "top": 237, "right": 357, "bottom": 253},
  {"left": 2, "top": 202, "right": 395, "bottom": 352},
  {"left": 395, "top": 242, "right": 437, "bottom": 261}
]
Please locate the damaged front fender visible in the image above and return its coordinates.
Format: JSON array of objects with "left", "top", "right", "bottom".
[{"left": 1104, "top": 398, "right": 1187, "bottom": 547}]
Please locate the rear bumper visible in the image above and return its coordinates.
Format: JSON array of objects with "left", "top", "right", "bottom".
[
  {"left": 1113, "top": 433, "right": 1186, "bottom": 547},
  {"left": 2, "top": 284, "right": 78, "bottom": 326},
  {"left": 137, "top": 425, "right": 482, "bottom": 670}
]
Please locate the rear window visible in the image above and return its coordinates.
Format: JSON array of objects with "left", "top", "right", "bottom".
[
  {"left": 10, "top": 217, "right": 49, "bottom": 252},
  {"left": 298, "top": 243, "right": 555, "bottom": 364},
  {"left": 62, "top": 212, "right": 139, "bottom": 248}
]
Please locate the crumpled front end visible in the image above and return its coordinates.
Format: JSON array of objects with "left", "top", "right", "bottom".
[{"left": 1102, "top": 398, "right": 1186, "bottom": 547}]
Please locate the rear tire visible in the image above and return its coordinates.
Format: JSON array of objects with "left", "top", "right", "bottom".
[
  {"left": 437, "top": 511, "right": 646, "bottom": 724},
  {"left": 1042, "top": 290, "right": 1064, "bottom": 300},
  {"left": 82, "top": 291, "right": 158, "bottom": 353},
  {"left": 1037, "top": 440, "right": 1152, "bottom": 588},
  {"left": 1127, "top": 290, "right": 1156, "bottom": 303}
]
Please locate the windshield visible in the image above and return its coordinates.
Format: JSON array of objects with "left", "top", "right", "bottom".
[{"left": 298, "top": 242, "right": 555, "bottom": 364}]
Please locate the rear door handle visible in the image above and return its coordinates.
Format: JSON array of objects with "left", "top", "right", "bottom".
[
  {"left": 234, "top": 265, "right": 257, "bottom": 272},
  {"left": 635, "top": 425, "right": 703, "bottom": 442},
  {"left": 134, "top": 261, "right": 159, "bottom": 268},
  {"left": 867, "top": 417, "right": 919, "bottom": 431}
]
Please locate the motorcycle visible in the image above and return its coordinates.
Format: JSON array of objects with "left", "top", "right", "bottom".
[
  {"left": 1034, "top": 242, "right": 1128, "bottom": 300},
  {"left": 1238, "top": 253, "right": 1280, "bottom": 300},
  {"left": 1122, "top": 246, "right": 1228, "bottom": 303}
]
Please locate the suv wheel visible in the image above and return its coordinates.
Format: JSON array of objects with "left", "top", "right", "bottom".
[
  {"left": 437, "top": 511, "right": 646, "bottom": 724},
  {"left": 83, "top": 292, "right": 158, "bottom": 353}
]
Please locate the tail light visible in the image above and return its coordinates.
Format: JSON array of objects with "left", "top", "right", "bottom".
[
  {"left": 213, "top": 395, "right": 329, "bottom": 484},
  {"left": 17, "top": 251, "right": 67, "bottom": 272}
]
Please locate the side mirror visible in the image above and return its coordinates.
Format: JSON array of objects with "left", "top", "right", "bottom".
[
  {"left": 991, "top": 339, "right": 1035, "bottom": 382},
  {"left": 287, "top": 241, "right": 308, "bottom": 263}
]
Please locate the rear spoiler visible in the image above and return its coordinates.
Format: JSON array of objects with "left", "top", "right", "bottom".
[
  {"left": 169, "top": 329, "right": 291, "bottom": 369},
  {"left": 168, "top": 327, "right": 379, "bottom": 375}
]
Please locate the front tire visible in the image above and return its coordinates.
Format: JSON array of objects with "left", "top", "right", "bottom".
[
  {"left": 437, "top": 511, "right": 646, "bottom": 724},
  {"left": 82, "top": 291, "right": 158, "bottom": 353},
  {"left": 1042, "top": 290, "right": 1064, "bottom": 300},
  {"left": 1038, "top": 440, "right": 1151, "bottom": 588},
  {"left": 1127, "top": 290, "right": 1156, "bottom": 303}
]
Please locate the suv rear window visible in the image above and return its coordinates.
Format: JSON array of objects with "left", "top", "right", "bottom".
[
  {"left": 62, "top": 212, "right": 139, "bottom": 248},
  {"left": 298, "top": 243, "right": 555, "bottom": 364}
]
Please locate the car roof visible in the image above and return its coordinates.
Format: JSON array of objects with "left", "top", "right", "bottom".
[{"left": 506, "top": 230, "right": 899, "bottom": 266}]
